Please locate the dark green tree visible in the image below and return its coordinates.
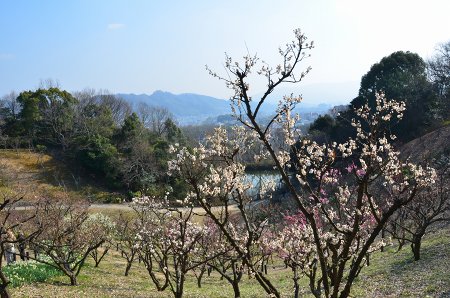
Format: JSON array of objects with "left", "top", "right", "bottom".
[
  {"left": 352, "top": 51, "right": 437, "bottom": 141},
  {"left": 116, "top": 113, "right": 144, "bottom": 151},
  {"left": 309, "top": 113, "right": 334, "bottom": 134},
  {"left": 77, "top": 134, "right": 120, "bottom": 187},
  {"left": 15, "top": 88, "right": 77, "bottom": 149},
  {"left": 311, "top": 51, "right": 438, "bottom": 143},
  {"left": 164, "top": 118, "right": 185, "bottom": 144}
]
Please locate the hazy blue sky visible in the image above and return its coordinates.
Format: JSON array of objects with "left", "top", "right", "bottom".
[{"left": 1, "top": 0, "right": 449, "bottom": 101}]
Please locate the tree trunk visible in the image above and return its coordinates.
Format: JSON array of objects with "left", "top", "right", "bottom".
[
  {"left": 232, "top": 280, "right": 241, "bottom": 298},
  {"left": 92, "top": 248, "right": 109, "bottom": 267},
  {"left": 175, "top": 276, "right": 185, "bottom": 298},
  {"left": 69, "top": 275, "right": 77, "bottom": 286},
  {"left": 124, "top": 261, "right": 133, "bottom": 276},
  {"left": 196, "top": 269, "right": 205, "bottom": 288},
  {"left": 254, "top": 271, "right": 280, "bottom": 298},
  {"left": 293, "top": 279, "right": 300, "bottom": 298},
  {"left": 0, "top": 270, "right": 11, "bottom": 298},
  {"left": 411, "top": 236, "right": 423, "bottom": 261},
  {"left": 175, "top": 290, "right": 183, "bottom": 298}
]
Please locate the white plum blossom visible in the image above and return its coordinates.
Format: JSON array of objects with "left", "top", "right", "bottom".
[{"left": 132, "top": 196, "right": 207, "bottom": 296}]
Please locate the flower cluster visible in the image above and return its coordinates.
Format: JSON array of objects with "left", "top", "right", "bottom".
[{"left": 169, "top": 126, "right": 274, "bottom": 207}]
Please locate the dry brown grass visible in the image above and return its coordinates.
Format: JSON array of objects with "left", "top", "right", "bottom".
[
  {"left": 401, "top": 124, "right": 450, "bottom": 162},
  {"left": 0, "top": 149, "right": 117, "bottom": 203}
]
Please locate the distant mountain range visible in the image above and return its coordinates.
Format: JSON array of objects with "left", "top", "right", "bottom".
[
  {"left": 118, "top": 91, "right": 229, "bottom": 125},
  {"left": 118, "top": 82, "right": 359, "bottom": 125}
]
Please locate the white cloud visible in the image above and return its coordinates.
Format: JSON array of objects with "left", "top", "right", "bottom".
[{"left": 107, "top": 23, "right": 125, "bottom": 30}]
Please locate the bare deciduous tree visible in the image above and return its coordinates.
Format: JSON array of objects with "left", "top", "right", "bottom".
[
  {"left": 30, "top": 198, "right": 108, "bottom": 285},
  {"left": 98, "top": 92, "right": 132, "bottom": 126},
  {"left": 137, "top": 103, "right": 173, "bottom": 137},
  {"left": 0, "top": 194, "right": 40, "bottom": 298},
  {"left": 428, "top": 41, "right": 450, "bottom": 120},
  {"left": 0, "top": 91, "right": 20, "bottom": 122}
]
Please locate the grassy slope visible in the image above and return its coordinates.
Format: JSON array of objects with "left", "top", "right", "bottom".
[
  {"left": 10, "top": 226, "right": 450, "bottom": 298},
  {"left": 0, "top": 149, "right": 119, "bottom": 202},
  {"left": 401, "top": 125, "right": 450, "bottom": 162}
]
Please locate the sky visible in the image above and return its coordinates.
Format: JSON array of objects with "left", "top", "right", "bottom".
[{"left": 1, "top": 0, "right": 449, "bottom": 103}]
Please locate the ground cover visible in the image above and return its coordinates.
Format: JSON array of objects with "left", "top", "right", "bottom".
[{"left": 9, "top": 226, "right": 450, "bottom": 297}]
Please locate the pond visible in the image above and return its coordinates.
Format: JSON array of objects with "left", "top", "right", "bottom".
[{"left": 245, "top": 171, "right": 282, "bottom": 197}]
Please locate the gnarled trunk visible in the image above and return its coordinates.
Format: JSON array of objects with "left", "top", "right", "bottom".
[{"left": 69, "top": 274, "right": 77, "bottom": 286}]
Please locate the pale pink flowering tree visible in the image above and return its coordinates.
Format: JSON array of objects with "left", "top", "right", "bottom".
[
  {"left": 271, "top": 212, "right": 315, "bottom": 298},
  {"left": 194, "top": 216, "right": 245, "bottom": 297},
  {"left": 113, "top": 212, "right": 140, "bottom": 276},
  {"left": 169, "top": 29, "right": 437, "bottom": 298},
  {"left": 87, "top": 213, "right": 116, "bottom": 267}
]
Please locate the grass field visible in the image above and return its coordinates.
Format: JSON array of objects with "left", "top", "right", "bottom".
[{"left": 8, "top": 225, "right": 450, "bottom": 298}]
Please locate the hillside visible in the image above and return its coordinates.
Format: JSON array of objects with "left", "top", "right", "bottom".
[
  {"left": 1, "top": 125, "right": 448, "bottom": 203},
  {"left": 401, "top": 124, "right": 450, "bottom": 162},
  {"left": 0, "top": 150, "right": 121, "bottom": 203}
]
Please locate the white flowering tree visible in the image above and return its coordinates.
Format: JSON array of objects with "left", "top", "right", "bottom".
[
  {"left": 168, "top": 125, "right": 281, "bottom": 297},
  {"left": 387, "top": 155, "right": 449, "bottom": 260},
  {"left": 88, "top": 213, "right": 116, "bottom": 267},
  {"left": 169, "top": 29, "right": 437, "bottom": 298},
  {"left": 132, "top": 196, "right": 206, "bottom": 298},
  {"left": 113, "top": 212, "right": 140, "bottom": 276}
]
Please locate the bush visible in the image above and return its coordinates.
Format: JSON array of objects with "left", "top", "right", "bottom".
[{"left": 3, "top": 260, "right": 63, "bottom": 287}]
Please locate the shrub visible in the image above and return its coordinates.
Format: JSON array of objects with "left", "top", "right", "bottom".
[{"left": 3, "top": 260, "right": 62, "bottom": 287}]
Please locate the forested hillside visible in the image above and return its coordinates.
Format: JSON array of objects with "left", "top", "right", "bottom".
[{"left": 0, "top": 89, "right": 187, "bottom": 201}]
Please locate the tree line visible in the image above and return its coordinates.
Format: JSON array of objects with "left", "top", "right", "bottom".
[{"left": 0, "top": 88, "right": 187, "bottom": 200}]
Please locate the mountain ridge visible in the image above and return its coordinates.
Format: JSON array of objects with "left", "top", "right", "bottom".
[{"left": 117, "top": 82, "right": 358, "bottom": 125}]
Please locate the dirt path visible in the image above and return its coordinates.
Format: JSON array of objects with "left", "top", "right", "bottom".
[
  {"left": 14, "top": 201, "right": 265, "bottom": 214},
  {"left": 89, "top": 203, "right": 242, "bottom": 215}
]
